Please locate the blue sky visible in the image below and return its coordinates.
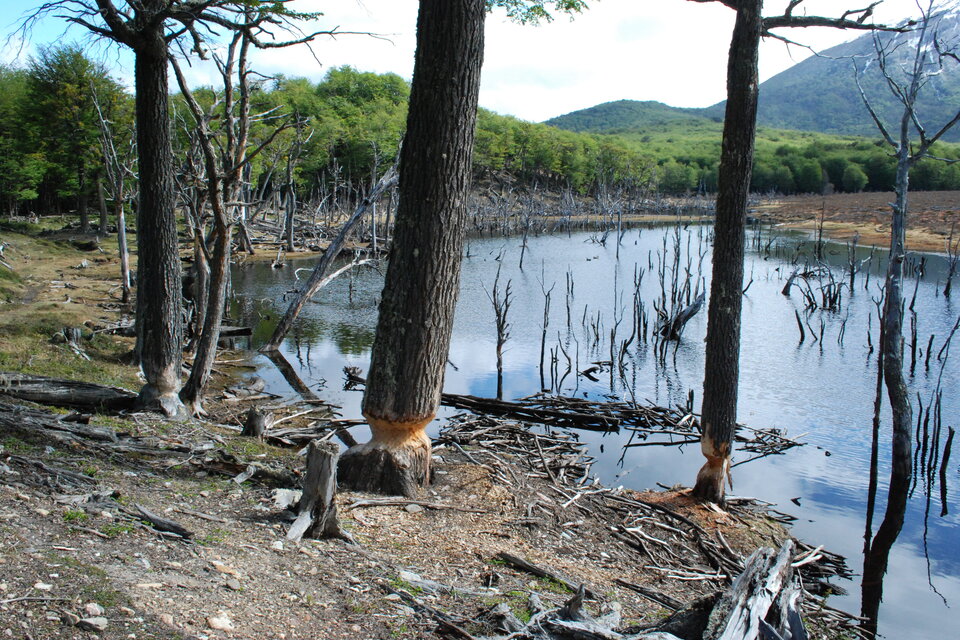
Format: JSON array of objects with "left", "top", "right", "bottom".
[{"left": 3, "top": 0, "right": 926, "bottom": 122}]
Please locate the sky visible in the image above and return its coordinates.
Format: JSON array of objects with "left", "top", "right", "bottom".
[{"left": 2, "top": 0, "right": 929, "bottom": 122}]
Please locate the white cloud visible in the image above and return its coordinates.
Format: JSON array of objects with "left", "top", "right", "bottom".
[{"left": 5, "top": 0, "right": 926, "bottom": 121}]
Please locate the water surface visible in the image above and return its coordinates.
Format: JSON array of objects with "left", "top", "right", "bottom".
[{"left": 232, "top": 225, "right": 959, "bottom": 639}]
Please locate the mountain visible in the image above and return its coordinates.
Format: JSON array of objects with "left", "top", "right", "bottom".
[
  {"left": 544, "top": 100, "right": 716, "bottom": 134},
  {"left": 548, "top": 7, "right": 960, "bottom": 142}
]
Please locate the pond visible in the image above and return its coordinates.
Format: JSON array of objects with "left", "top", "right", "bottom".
[{"left": 231, "top": 223, "right": 959, "bottom": 639}]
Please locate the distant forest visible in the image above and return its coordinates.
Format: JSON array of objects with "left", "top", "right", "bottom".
[{"left": 3, "top": 46, "right": 960, "bottom": 217}]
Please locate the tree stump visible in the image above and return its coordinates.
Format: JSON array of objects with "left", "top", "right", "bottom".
[
  {"left": 287, "top": 440, "right": 352, "bottom": 543},
  {"left": 241, "top": 407, "right": 271, "bottom": 439}
]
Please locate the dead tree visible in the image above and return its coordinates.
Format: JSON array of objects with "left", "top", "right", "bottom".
[
  {"left": 854, "top": 3, "right": 960, "bottom": 634},
  {"left": 486, "top": 264, "right": 513, "bottom": 400},
  {"left": 91, "top": 83, "right": 134, "bottom": 305},
  {"left": 287, "top": 440, "right": 352, "bottom": 543},
  {"left": 688, "top": 0, "right": 898, "bottom": 503},
  {"left": 20, "top": 0, "right": 353, "bottom": 418},
  {"left": 260, "top": 165, "right": 398, "bottom": 353}
]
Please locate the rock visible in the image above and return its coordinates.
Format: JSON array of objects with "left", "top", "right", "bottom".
[
  {"left": 60, "top": 612, "right": 80, "bottom": 626},
  {"left": 207, "top": 613, "right": 234, "bottom": 632},
  {"left": 225, "top": 578, "right": 242, "bottom": 591},
  {"left": 209, "top": 560, "right": 239, "bottom": 576},
  {"left": 159, "top": 613, "right": 174, "bottom": 627},
  {"left": 403, "top": 503, "right": 424, "bottom": 514},
  {"left": 76, "top": 617, "right": 108, "bottom": 632},
  {"left": 84, "top": 603, "right": 106, "bottom": 617},
  {"left": 270, "top": 540, "right": 284, "bottom": 551},
  {"left": 33, "top": 582, "right": 53, "bottom": 591},
  {"left": 384, "top": 594, "right": 401, "bottom": 602}
]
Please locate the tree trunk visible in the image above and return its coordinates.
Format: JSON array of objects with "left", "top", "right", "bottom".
[
  {"left": 693, "top": 1, "right": 762, "bottom": 503},
  {"left": 116, "top": 197, "right": 131, "bottom": 304},
  {"left": 340, "top": 0, "right": 485, "bottom": 497},
  {"left": 180, "top": 222, "right": 231, "bottom": 413},
  {"left": 132, "top": 40, "right": 185, "bottom": 418},
  {"left": 862, "top": 146, "right": 914, "bottom": 639},
  {"left": 97, "top": 178, "right": 109, "bottom": 236}
]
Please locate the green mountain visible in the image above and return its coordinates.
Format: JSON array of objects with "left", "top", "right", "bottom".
[
  {"left": 544, "top": 99, "right": 716, "bottom": 134},
  {"left": 702, "top": 8, "right": 960, "bottom": 141},
  {"left": 548, "top": 9, "right": 960, "bottom": 142}
]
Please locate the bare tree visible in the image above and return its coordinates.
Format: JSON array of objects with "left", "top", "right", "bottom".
[
  {"left": 688, "top": 0, "right": 898, "bottom": 502},
  {"left": 171, "top": 18, "right": 306, "bottom": 415},
  {"left": 91, "top": 83, "right": 134, "bottom": 304},
  {"left": 854, "top": 3, "right": 960, "bottom": 634},
  {"left": 19, "top": 0, "right": 346, "bottom": 417}
]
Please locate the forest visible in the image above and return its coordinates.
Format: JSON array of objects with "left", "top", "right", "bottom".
[{"left": 4, "top": 44, "right": 960, "bottom": 220}]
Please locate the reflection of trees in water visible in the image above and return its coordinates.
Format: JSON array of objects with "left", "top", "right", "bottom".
[{"left": 862, "top": 330, "right": 957, "bottom": 638}]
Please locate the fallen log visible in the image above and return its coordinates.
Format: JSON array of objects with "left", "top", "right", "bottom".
[{"left": 0, "top": 372, "right": 137, "bottom": 411}]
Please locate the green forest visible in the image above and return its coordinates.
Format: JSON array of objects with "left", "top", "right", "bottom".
[{"left": 4, "top": 44, "right": 960, "bottom": 218}]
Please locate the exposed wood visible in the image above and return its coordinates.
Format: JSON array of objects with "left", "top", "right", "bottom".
[
  {"left": 703, "top": 540, "right": 797, "bottom": 640},
  {"left": 287, "top": 440, "right": 353, "bottom": 543}
]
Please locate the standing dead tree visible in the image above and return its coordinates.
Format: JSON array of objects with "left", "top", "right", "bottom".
[
  {"left": 854, "top": 3, "right": 960, "bottom": 635},
  {"left": 486, "top": 264, "right": 513, "bottom": 400},
  {"left": 90, "top": 83, "right": 134, "bottom": 305},
  {"left": 170, "top": 17, "right": 309, "bottom": 415},
  {"left": 688, "top": 0, "right": 899, "bottom": 503}
]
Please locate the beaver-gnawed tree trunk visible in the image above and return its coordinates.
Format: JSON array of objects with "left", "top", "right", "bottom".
[
  {"left": 132, "top": 27, "right": 185, "bottom": 419},
  {"left": 338, "top": 0, "right": 485, "bottom": 497},
  {"left": 692, "top": 0, "right": 762, "bottom": 504}
]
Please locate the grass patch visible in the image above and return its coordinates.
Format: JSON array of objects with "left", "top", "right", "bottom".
[{"left": 63, "top": 509, "right": 90, "bottom": 524}]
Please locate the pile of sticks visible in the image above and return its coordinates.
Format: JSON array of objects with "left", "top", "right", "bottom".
[{"left": 436, "top": 412, "right": 863, "bottom": 638}]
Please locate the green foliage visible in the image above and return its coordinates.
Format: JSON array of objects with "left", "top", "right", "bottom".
[
  {"left": 487, "top": 0, "right": 590, "bottom": 24},
  {"left": 842, "top": 163, "right": 869, "bottom": 193},
  {"left": 0, "top": 46, "right": 130, "bottom": 216},
  {"left": 550, "top": 99, "right": 960, "bottom": 194}
]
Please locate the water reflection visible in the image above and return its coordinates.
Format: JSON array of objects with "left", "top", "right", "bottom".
[{"left": 230, "top": 226, "right": 959, "bottom": 639}]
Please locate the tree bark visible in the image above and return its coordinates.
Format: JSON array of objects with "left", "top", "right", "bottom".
[
  {"left": 340, "top": 0, "right": 485, "bottom": 497},
  {"left": 132, "top": 33, "right": 185, "bottom": 418},
  {"left": 116, "top": 198, "right": 131, "bottom": 304},
  {"left": 693, "top": 0, "right": 762, "bottom": 503}
]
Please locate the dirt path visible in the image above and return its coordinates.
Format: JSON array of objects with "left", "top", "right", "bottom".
[{"left": 755, "top": 191, "right": 960, "bottom": 253}]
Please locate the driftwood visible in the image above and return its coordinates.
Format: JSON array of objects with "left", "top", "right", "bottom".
[
  {"left": 287, "top": 440, "right": 353, "bottom": 543},
  {"left": 133, "top": 504, "right": 193, "bottom": 539},
  {"left": 0, "top": 372, "right": 136, "bottom": 411},
  {"left": 495, "top": 552, "right": 596, "bottom": 598},
  {"left": 702, "top": 540, "right": 802, "bottom": 640}
]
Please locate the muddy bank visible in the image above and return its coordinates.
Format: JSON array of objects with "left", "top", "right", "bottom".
[{"left": 754, "top": 190, "right": 960, "bottom": 253}]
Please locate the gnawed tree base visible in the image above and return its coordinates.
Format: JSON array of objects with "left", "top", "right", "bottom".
[
  {"left": 338, "top": 417, "right": 431, "bottom": 498},
  {"left": 136, "top": 382, "right": 188, "bottom": 420},
  {"left": 692, "top": 454, "right": 730, "bottom": 504}
]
